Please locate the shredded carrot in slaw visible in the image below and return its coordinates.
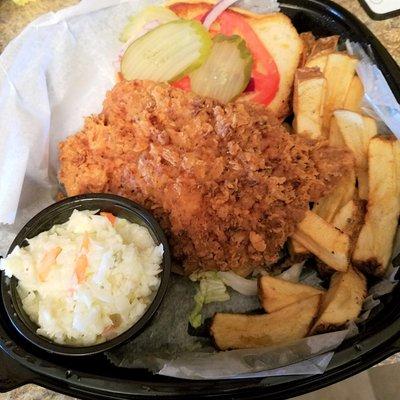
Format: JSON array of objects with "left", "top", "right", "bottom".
[
  {"left": 38, "top": 247, "right": 62, "bottom": 282},
  {"left": 100, "top": 212, "right": 117, "bottom": 226}
]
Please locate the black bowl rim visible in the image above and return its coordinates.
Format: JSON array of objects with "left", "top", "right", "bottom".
[
  {"left": 0, "top": 193, "right": 171, "bottom": 356},
  {"left": 0, "top": 0, "right": 400, "bottom": 397}
]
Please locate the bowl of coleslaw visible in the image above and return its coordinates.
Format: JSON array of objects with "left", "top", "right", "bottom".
[{"left": 0, "top": 193, "right": 171, "bottom": 356}]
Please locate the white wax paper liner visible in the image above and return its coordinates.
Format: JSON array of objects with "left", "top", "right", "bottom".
[
  {"left": 157, "top": 333, "right": 345, "bottom": 380},
  {"left": 346, "top": 40, "right": 400, "bottom": 138}
]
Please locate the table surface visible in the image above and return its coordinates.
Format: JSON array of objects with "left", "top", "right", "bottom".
[{"left": 0, "top": 0, "right": 399, "bottom": 399}]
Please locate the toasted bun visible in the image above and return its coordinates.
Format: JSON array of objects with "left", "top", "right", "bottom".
[{"left": 166, "top": 0, "right": 303, "bottom": 118}]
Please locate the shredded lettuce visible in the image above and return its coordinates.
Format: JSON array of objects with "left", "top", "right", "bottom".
[{"left": 189, "top": 272, "right": 230, "bottom": 328}]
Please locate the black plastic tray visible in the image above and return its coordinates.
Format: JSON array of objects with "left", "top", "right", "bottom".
[{"left": 1, "top": 0, "right": 400, "bottom": 398}]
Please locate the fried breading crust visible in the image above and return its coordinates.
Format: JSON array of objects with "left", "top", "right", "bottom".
[{"left": 59, "top": 80, "right": 353, "bottom": 275}]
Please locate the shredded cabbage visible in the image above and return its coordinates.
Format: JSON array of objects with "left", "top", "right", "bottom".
[
  {"left": 189, "top": 272, "right": 229, "bottom": 328},
  {"left": 0, "top": 210, "right": 163, "bottom": 346}
]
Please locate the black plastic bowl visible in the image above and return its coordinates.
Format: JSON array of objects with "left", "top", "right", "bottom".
[{"left": 0, "top": 193, "right": 171, "bottom": 356}]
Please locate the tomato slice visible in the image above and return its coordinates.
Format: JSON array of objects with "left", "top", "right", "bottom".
[
  {"left": 171, "top": 76, "right": 191, "bottom": 91},
  {"left": 218, "top": 10, "right": 280, "bottom": 106},
  {"left": 170, "top": 5, "right": 280, "bottom": 106}
]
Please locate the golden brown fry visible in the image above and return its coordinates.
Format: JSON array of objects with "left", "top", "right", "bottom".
[
  {"left": 315, "top": 199, "right": 365, "bottom": 277},
  {"left": 309, "top": 35, "right": 339, "bottom": 59},
  {"left": 333, "top": 110, "right": 377, "bottom": 200},
  {"left": 303, "top": 36, "right": 339, "bottom": 73},
  {"left": 352, "top": 136, "right": 400, "bottom": 276},
  {"left": 322, "top": 53, "right": 358, "bottom": 131},
  {"left": 258, "top": 275, "right": 324, "bottom": 313},
  {"left": 291, "top": 211, "right": 350, "bottom": 272},
  {"left": 210, "top": 295, "right": 321, "bottom": 350},
  {"left": 312, "top": 170, "right": 356, "bottom": 223},
  {"left": 299, "top": 32, "right": 316, "bottom": 67},
  {"left": 333, "top": 199, "right": 366, "bottom": 251},
  {"left": 332, "top": 200, "right": 357, "bottom": 231},
  {"left": 293, "top": 68, "right": 326, "bottom": 139},
  {"left": 311, "top": 266, "right": 366, "bottom": 334},
  {"left": 343, "top": 75, "right": 364, "bottom": 113},
  {"left": 288, "top": 238, "right": 309, "bottom": 261},
  {"left": 328, "top": 117, "right": 346, "bottom": 147},
  {"left": 305, "top": 54, "right": 328, "bottom": 73}
]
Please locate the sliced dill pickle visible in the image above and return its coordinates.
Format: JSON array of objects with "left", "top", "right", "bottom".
[
  {"left": 190, "top": 34, "right": 253, "bottom": 103},
  {"left": 121, "top": 20, "right": 212, "bottom": 83},
  {"left": 119, "top": 6, "right": 179, "bottom": 43}
]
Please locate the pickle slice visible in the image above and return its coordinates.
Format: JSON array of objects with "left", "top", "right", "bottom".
[
  {"left": 190, "top": 35, "right": 253, "bottom": 103},
  {"left": 121, "top": 20, "right": 212, "bottom": 83},
  {"left": 119, "top": 6, "right": 179, "bottom": 43}
]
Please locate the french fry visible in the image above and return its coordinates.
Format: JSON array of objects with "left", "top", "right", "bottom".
[
  {"left": 210, "top": 295, "right": 321, "bottom": 350},
  {"left": 291, "top": 211, "right": 350, "bottom": 272},
  {"left": 304, "top": 36, "right": 339, "bottom": 72},
  {"left": 308, "top": 35, "right": 339, "bottom": 59},
  {"left": 311, "top": 266, "right": 366, "bottom": 334},
  {"left": 332, "top": 199, "right": 366, "bottom": 252},
  {"left": 288, "top": 238, "right": 309, "bottom": 261},
  {"left": 322, "top": 53, "right": 358, "bottom": 131},
  {"left": 312, "top": 170, "right": 356, "bottom": 223},
  {"left": 352, "top": 137, "right": 400, "bottom": 276},
  {"left": 258, "top": 275, "right": 324, "bottom": 313},
  {"left": 343, "top": 75, "right": 364, "bottom": 113},
  {"left": 333, "top": 199, "right": 364, "bottom": 233},
  {"left": 315, "top": 198, "right": 365, "bottom": 278},
  {"left": 329, "top": 117, "right": 346, "bottom": 147},
  {"left": 299, "top": 32, "right": 316, "bottom": 67},
  {"left": 305, "top": 54, "right": 328, "bottom": 73},
  {"left": 293, "top": 68, "right": 326, "bottom": 139},
  {"left": 314, "top": 197, "right": 364, "bottom": 277},
  {"left": 333, "top": 110, "right": 377, "bottom": 200}
]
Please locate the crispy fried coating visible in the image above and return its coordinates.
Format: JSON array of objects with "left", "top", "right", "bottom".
[{"left": 59, "top": 80, "right": 353, "bottom": 275}]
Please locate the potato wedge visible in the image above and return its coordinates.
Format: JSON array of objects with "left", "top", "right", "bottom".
[
  {"left": 288, "top": 238, "right": 309, "bottom": 261},
  {"left": 329, "top": 116, "right": 346, "bottom": 147},
  {"left": 304, "top": 36, "right": 339, "bottom": 72},
  {"left": 315, "top": 199, "right": 365, "bottom": 277},
  {"left": 333, "top": 110, "right": 377, "bottom": 200},
  {"left": 299, "top": 32, "right": 316, "bottom": 67},
  {"left": 333, "top": 199, "right": 366, "bottom": 250},
  {"left": 311, "top": 266, "right": 366, "bottom": 334},
  {"left": 210, "top": 295, "right": 321, "bottom": 350},
  {"left": 332, "top": 200, "right": 358, "bottom": 232},
  {"left": 258, "top": 275, "right": 324, "bottom": 313},
  {"left": 322, "top": 53, "right": 358, "bottom": 131},
  {"left": 343, "top": 75, "right": 364, "bottom": 113},
  {"left": 291, "top": 211, "right": 350, "bottom": 272},
  {"left": 308, "top": 35, "right": 339, "bottom": 59},
  {"left": 305, "top": 54, "right": 328, "bottom": 73},
  {"left": 312, "top": 170, "right": 356, "bottom": 223},
  {"left": 293, "top": 68, "right": 326, "bottom": 139},
  {"left": 352, "top": 136, "right": 400, "bottom": 276},
  {"left": 333, "top": 199, "right": 365, "bottom": 233}
]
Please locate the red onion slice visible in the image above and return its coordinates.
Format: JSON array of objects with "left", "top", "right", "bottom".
[
  {"left": 244, "top": 77, "right": 255, "bottom": 92},
  {"left": 203, "top": 0, "right": 239, "bottom": 30},
  {"left": 123, "top": 19, "right": 161, "bottom": 53},
  {"left": 114, "top": 19, "right": 161, "bottom": 73}
]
